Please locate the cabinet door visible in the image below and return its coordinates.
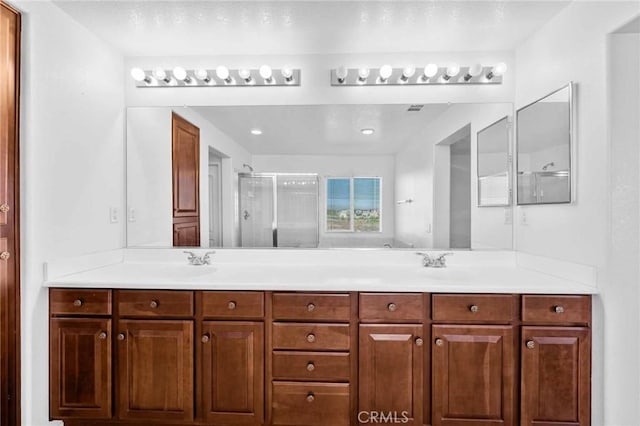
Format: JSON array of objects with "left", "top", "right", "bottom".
[
  {"left": 50, "top": 318, "right": 112, "bottom": 419},
  {"left": 200, "top": 321, "right": 264, "bottom": 424},
  {"left": 117, "top": 320, "right": 193, "bottom": 421},
  {"left": 173, "top": 218, "right": 200, "bottom": 247},
  {"left": 432, "top": 325, "right": 515, "bottom": 426},
  {"left": 521, "top": 326, "right": 590, "bottom": 426},
  {"left": 359, "top": 325, "right": 424, "bottom": 426}
]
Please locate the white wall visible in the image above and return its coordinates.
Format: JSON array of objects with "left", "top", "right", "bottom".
[
  {"left": 252, "top": 155, "right": 395, "bottom": 248},
  {"left": 126, "top": 107, "right": 251, "bottom": 248},
  {"left": 395, "top": 103, "right": 513, "bottom": 250},
  {"left": 17, "top": 1, "right": 125, "bottom": 425},
  {"left": 513, "top": 2, "right": 640, "bottom": 425}
]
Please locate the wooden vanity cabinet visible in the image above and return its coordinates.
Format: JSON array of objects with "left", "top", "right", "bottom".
[
  {"left": 49, "top": 289, "right": 592, "bottom": 426},
  {"left": 199, "top": 291, "right": 265, "bottom": 425},
  {"left": 358, "top": 293, "right": 427, "bottom": 426},
  {"left": 521, "top": 295, "right": 592, "bottom": 426},
  {"left": 431, "top": 294, "right": 518, "bottom": 426},
  {"left": 49, "top": 289, "right": 113, "bottom": 419}
]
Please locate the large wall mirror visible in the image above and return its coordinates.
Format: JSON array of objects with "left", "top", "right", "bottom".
[
  {"left": 126, "top": 103, "right": 514, "bottom": 250},
  {"left": 477, "top": 116, "right": 511, "bottom": 207},
  {"left": 516, "top": 83, "right": 573, "bottom": 205}
]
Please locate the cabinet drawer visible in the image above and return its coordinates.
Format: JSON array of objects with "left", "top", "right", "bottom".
[
  {"left": 118, "top": 290, "right": 194, "bottom": 317},
  {"left": 272, "top": 323, "right": 350, "bottom": 351},
  {"left": 273, "top": 351, "right": 350, "bottom": 382},
  {"left": 272, "top": 382, "right": 350, "bottom": 426},
  {"left": 272, "top": 293, "right": 351, "bottom": 322},
  {"left": 432, "top": 294, "right": 516, "bottom": 322},
  {"left": 201, "top": 291, "right": 264, "bottom": 318},
  {"left": 359, "top": 293, "right": 424, "bottom": 322},
  {"left": 522, "top": 295, "right": 591, "bottom": 325},
  {"left": 50, "top": 289, "right": 111, "bottom": 316}
]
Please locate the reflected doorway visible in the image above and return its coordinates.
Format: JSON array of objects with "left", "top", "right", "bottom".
[
  {"left": 434, "top": 124, "right": 471, "bottom": 249},
  {"left": 208, "top": 149, "right": 223, "bottom": 247}
]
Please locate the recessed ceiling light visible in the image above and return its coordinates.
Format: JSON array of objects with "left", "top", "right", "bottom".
[
  {"left": 361, "top": 128, "right": 375, "bottom": 136},
  {"left": 251, "top": 129, "right": 263, "bottom": 135}
]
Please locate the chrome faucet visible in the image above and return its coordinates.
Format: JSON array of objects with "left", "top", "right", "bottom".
[
  {"left": 416, "top": 252, "right": 453, "bottom": 268},
  {"left": 184, "top": 251, "right": 215, "bottom": 266}
]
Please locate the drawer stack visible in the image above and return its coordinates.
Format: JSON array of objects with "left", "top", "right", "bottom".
[{"left": 270, "top": 293, "right": 352, "bottom": 426}]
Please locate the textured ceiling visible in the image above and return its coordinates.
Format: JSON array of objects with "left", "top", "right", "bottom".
[{"left": 53, "top": 1, "right": 571, "bottom": 56}]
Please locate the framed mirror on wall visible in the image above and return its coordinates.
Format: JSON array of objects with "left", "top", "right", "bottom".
[
  {"left": 477, "top": 116, "right": 511, "bottom": 207},
  {"left": 516, "top": 82, "right": 573, "bottom": 205}
]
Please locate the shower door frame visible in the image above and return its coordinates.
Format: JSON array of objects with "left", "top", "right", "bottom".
[
  {"left": 238, "top": 173, "right": 278, "bottom": 247},
  {"left": 238, "top": 173, "right": 320, "bottom": 248}
]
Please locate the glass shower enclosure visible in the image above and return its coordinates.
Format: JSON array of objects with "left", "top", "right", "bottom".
[{"left": 238, "top": 173, "right": 319, "bottom": 248}]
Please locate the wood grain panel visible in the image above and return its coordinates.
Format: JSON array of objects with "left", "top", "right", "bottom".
[
  {"left": 272, "top": 293, "right": 351, "bottom": 322},
  {"left": 201, "top": 291, "right": 264, "bottom": 319},
  {"left": 272, "top": 351, "right": 350, "bottom": 382},
  {"left": 522, "top": 295, "right": 591, "bottom": 325},
  {"left": 521, "top": 326, "right": 591, "bottom": 426},
  {"left": 359, "top": 293, "right": 424, "bottom": 322},
  {"left": 432, "top": 325, "right": 515, "bottom": 426},
  {"left": 200, "top": 321, "right": 264, "bottom": 424},
  {"left": 117, "top": 320, "right": 194, "bottom": 421},
  {"left": 272, "top": 382, "right": 350, "bottom": 426},
  {"left": 117, "top": 290, "right": 193, "bottom": 317},
  {"left": 50, "top": 318, "right": 111, "bottom": 419},
  {"left": 0, "top": 5, "right": 21, "bottom": 424},
  {"left": 432, "top": 294, "right": 517, "bottom": 323},
  {"left": 359, "top": 324, "right": 423, "bottom": 426},
  {"left": 272, "top": 323, "right": 350, "bottom": 351},
  {"left": 50, "top": 289, "right": 111, "bottom": 316}
]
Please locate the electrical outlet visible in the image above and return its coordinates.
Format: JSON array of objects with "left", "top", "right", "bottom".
[
  {"left": 520, "top": 209, "right": 528, "bottom": 225},
  {"left": 504, "top": 208, "right": 513, "bottom": 225},
  {"left": 109, "top": 207, "right": 119, "bottom": 224},
  {"left": 128, "top": 208, "right": 136, "bottom": 222}
]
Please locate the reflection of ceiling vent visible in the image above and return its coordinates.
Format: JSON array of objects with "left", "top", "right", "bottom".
[{"left": 407, "top": 104, "right": 424, "bottom": 112}]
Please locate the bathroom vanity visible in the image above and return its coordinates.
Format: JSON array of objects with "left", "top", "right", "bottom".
[{"left": 46, "top": 251, "right": 593, "bottom": 426}]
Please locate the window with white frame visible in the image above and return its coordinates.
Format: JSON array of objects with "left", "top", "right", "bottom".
[{"left": 326, "top": 177, "right": 381, "bottom": 232}]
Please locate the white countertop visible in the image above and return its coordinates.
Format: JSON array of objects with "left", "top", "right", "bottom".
[{"left": 43, "top": 249, "right": 598, "bottom": 294}]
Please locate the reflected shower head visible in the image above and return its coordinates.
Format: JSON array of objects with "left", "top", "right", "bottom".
[
  {"left": 243, "top": 164, "right": 254, "bottom": 172},
  {"left": 542, "top": 162, "right": 555, "bottom": 171}
]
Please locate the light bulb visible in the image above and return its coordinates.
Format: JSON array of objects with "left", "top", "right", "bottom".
[
  {"left": 423, "top": 63, "right": 439, "bottom": 81},
  {"left": 239, "top": 68, "right": 253, "bottom": 84},
  {"left": 153, "top": 67, "right": 169, "bottom": 83},
  {"left": 361, "top": 128, "right": 375, "bottom": 136},
  {"left": 216, "top": 66, "right": 230, "bottom": 81},
  {"left": 464, "top": 63, "right": 484, "bottom": 81},
  {"left": 358, "top": 67, "right": 370, "bottom": 83},
  {"left": 443, "top": 64, "right": 460, "bottom": 81},
  {"left": 335, "top": 66, "right": 349, "bottom": 83},
  {"left": 399, "top": 66, "right": 415, "bottom": 83},
  {"left": 194, "top": 69, "right": 211, "bottom": 83},
  {"left": 251, "top": 129, "right": 263, "bottom": 135},
  {"left": 259, "top": 65, "right": 273, "bottom": 81},
  {"left": 130, "top": 67, "right": 149, "bottom": 83},
  {"left": 487, "top": 62, "right": 507, "bottom": 80},
  {"left": 172, "top": 66, "right": 190, "bottom": 83},
  {"left": 379, "top": 65, "right": 393, "bottom": 83},
  {"left": 281, "top": 66, "right": 294, "bottom": 81}
]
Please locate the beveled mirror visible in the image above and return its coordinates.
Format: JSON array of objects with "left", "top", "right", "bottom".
[{"left": 516, "top": 83, "right": 573, "bottom": 205}]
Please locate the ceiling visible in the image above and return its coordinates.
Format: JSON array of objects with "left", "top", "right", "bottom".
[
  {"left": 53, "top": 1, "right": 572, "bottom": 56},
  {"left": 191, "top": 104, "right": 451, "bottom": 155}
]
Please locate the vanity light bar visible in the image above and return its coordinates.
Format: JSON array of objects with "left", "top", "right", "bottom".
[
  {"left": 330, "top": 64, "right": 505, "bottom": 86},
  {"left": 130, "top": 67, "right": 301, "bottom": 87}
]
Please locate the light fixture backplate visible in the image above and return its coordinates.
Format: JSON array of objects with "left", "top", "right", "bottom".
[
  {"left": 134, "top": 68, "right": 301, "bottom": 87},
  {"left": 330, "top": 66, "right": 502, "bottom": 86}
]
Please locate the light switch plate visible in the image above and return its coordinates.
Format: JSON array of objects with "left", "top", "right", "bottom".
[{"left": 109, "top": 207, "right": 119, "bottom": 224}]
